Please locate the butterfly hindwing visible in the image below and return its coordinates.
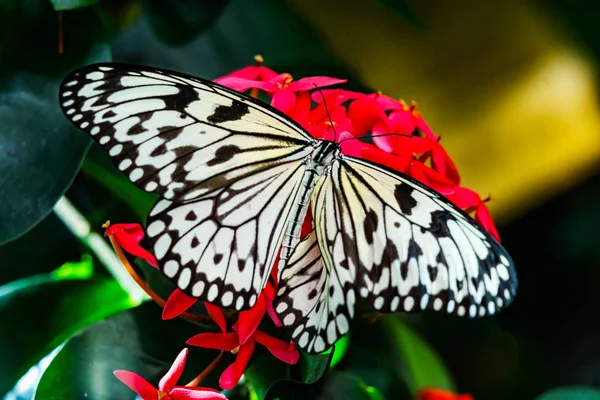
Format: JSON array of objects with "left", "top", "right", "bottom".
[
  {"left": 147, "top": 159, "right": 306, "bottom": 309},
  {"left": 276, "top": 155, "right": 517, "bottom": 352},
  {"left": 336, "top": 156, "right": 516, "bottom": 316}
]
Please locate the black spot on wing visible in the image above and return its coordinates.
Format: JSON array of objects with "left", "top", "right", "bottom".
[
  {"left": 428, "top": 265, "right": 439, "bottom": 282},
  {"left": 394, "top": 184, "right": 417, "bottom": 215},
  {"left": 207, "top": 145, "right": 242, "bottom": 167},
  {"left": 207, "top": 100, "right": 249, "bottom": 123},
  {"left": 163, "top": 85, "right": 200, "bottom": 110},
  {"left": 363, "top": 209, "right": 379, "bottom": 244}
]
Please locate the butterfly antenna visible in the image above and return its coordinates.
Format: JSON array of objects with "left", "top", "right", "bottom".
[
  {"left": 314, "top": 85, "right": 338, "bottom": 142},
  {"left": 338, "top": 132, "right": 414, "bottom": 144}
]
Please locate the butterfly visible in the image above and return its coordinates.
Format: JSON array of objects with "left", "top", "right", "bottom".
[{"left": 59, "top": 63, "right": 517, "bottom": 354}]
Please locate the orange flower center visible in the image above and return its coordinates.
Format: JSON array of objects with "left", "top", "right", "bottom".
[
  {"left": 158, "top": 390, "right": 170, "bottom": 400},
  {"left": 278, "top": 74, "right": 293, "bottom": 88}
]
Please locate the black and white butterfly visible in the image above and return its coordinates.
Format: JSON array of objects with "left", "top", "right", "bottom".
[{"left": 59, "top": 63, "right": 517, "bottom": 354}]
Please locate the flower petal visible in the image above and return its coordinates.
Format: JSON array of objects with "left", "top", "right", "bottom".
[
  {"left": 271, "top": 89, "right": 296, "bottom": 115},
  {"left": 253, "top": 331, "right": 299, "bottom": 364},
  {"left": 113, "top": 370, "right": 157, "bottom": 400},
  {"left": 111, "top": 228, "right": 158, "bottom": 268},
  {"left": 347, "top": 95, "right": 378, "bottom": 136},
  {"left": 205, "top": 302, "right": 227, "bottom": 333},
  {"left": 237, "top": 293, "right": 266, "bottom": 345},
  {"left": 387, "top": 110, "right": 416, "bottom": 135},
  {"left": 418, "top": 388, "right": 474, "bottom": 400},
  {"left": 170, "top": 386, "right": 228, "bottom": 400},
  {"left": 162, "top": 289, "right": 197, "bottom": 320},
  {"left": 475, "top": 204, "right": 501, "bottom": 242},
  {"left": 408, "top": 162, "right": 457, "bottom": 195},
  {"left": 187, "top": 332, "right": 239, "bottom": 351},
  {"left": 430, "top": 142, "right": 460, "bottom": 184},
  {"left": 359, "top": 146, "right": 412, "bottom": 173},
  {"left": 214, "top": 65, "right": 277, "bottom": 83},
  {"left": 215, "top": 77, "right": 276, "bottom": 92},
  {"left": 219, "top": 341, "right": 255, "bottom": 390},
  {"left": 289, "top": 91, "right": 312, "bottom": 129},
  {"left": 262, "top": 282, "right": 282, "bottom": 327},
  {"left": 158, "top": 348, "right": 188, "bottom": 392},
  {"left": 289, "top": 76, "right": 347, "bottom": 91}
]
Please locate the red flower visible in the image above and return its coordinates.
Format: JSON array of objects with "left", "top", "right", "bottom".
[
  {"left": 104, "top": 223, "right": 157, "bottom": 268},
  {"left": 418, "top": 388, "right": 474, "bottom": 400},
  {"left": 218, "top": 72, "right": 346, "bottom": 115},
  {"left": 448, "top": 187, "right": 500, "bottom": 242},
  {"left": 214, "top": 55, "right": 277, "bottom": 84},
  {"left": 163, "top": 289, "right": 199, "bottom": 320},
  {"left": 187, "top": 305, "right": 299, "bottom": 390},
  {"left": 114, "top": 348, "right": 227, "bottom": 400}
]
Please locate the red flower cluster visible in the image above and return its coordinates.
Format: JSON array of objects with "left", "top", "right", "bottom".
[
  {"left": 107, "top": 57, "right": 502, "bottom": 395},
  {"left": 217, "top": 59, "right": 499, "bottom": 241}
]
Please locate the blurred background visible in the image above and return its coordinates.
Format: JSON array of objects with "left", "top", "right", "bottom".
[{"left": 1, "top": 0, "right": 600, "bottom": 399}]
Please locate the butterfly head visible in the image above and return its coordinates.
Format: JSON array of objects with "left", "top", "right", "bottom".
[{"left": 311, "top": 140, "right": 340, "bottom": 168}]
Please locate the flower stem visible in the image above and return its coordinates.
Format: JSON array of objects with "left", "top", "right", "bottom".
[
  {"left": 186, "top": 351, "right": 224, "bottom": 387},
  {"left": 105, "top": 231, "right": 208, "bottom": 323},
  {"left": 53, "top": 196, "right": 147, "bottom": 303}
]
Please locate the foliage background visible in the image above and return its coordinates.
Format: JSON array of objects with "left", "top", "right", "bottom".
[{"left": 2, "top": 0, "right": 600, "bottom": 399}]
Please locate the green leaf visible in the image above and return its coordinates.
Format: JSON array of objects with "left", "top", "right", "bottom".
[
  {"left": 80, "top": 154, "right": 157, "bottom": 220},
  {"left": 36, "top": 302, "right": 224, "bottom": 399},
  {"left": 49, "top": 0, "right": 100, "bottom": 10},
  {"left": 329, "top": 335, "right": 350, "bottom": 369},
  {"left": 0, "top": 43, "right": 110, "bottom": 244},
  {"left": 265, "top": 371, "right": 384, "bottom": 400},
  {"left": 300, "top": 350, "right": 335, "bottom": 384},
  {"left": 318, "top": 372, "right": 385, "bottom": 400},
  {"left": 0, "top": 260, "right": 133, "bottom": 394},
  {"left": 383, "top": 317, "right": 455, "bottom": 395},
  {"left": 537, "top": 387, "right": 600, "bottom": 400},
  {"left": 139, "top": 0, "right": 231, "bottom": 44},
  {"left": 245, "top": 354, "right": 292, "bottom": 400}
]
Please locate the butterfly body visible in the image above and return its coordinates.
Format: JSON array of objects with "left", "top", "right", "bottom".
[{"left": 59, "top": 63, "right": 517, "bottom": 354}]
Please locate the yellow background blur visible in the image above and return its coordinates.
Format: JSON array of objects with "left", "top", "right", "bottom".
[{"left": 293, "top": 0, "right": 600, "bottom": 223}]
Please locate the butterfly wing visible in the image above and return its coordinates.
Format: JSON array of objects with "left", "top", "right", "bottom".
[
  {"left": 60, "top": 63, "right": 315, "bottom": 309},
  {"left": 276, "top": 155, "right": 517, "bottom": 352}
]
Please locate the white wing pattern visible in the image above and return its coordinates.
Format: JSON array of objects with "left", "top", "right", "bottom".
[
  {"left": 274, "top": 156, "right": 516, "bottom": 353},
  {"left": 59, "top": 63, "right": 314, "bottom": 309},
  {"left": 60, "top": 63, "right": 517, "bottom": 354}
]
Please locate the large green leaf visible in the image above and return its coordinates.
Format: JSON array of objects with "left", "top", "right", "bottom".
[
  {"left": 265, "top": 371, "right": 384, "bottom": 400},
  {"left": 0, "top": 258, "right": 133, "bottom": 394},
  {"left": 0, "top": 44, "right": 111, "bottom": 244},
  {"left": 383, "top": 317, "right": 455, "bottom": 395},
  {"left": 36, "top": 302, "right": 226, "bottom": 399},
  {"left": 537, "top": 387, "right": 600, "bottom": 400},
  {"left": 139, "top": 0, "right": 230, "bottom": 44}
]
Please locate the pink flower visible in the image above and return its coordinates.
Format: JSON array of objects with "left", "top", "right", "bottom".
[
  {"left": 214, "top": 55, "right": 277, "bottom": 84},
  {"left": 218, "top": 72, "right": 346, "bottom": 115},
  {"left": 114, "top": 348, "right": 227, "bottom": 400},
  {"left": 187, "top": 305, "right": 298, "bottom": 390}
]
